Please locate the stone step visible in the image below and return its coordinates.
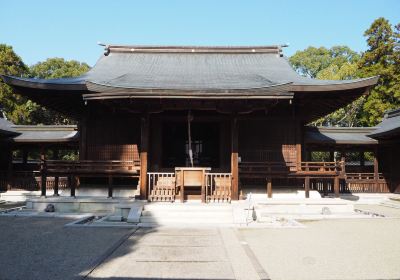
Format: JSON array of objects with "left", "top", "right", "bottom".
[
  {"left": 141, "top": 210, "right": 232, "bottom": 218},
  {"left": 143, "top": 203, "right": 232, "bottom": 212},
  {"left": 139, "top": 216, "right": 234, "bottom": 225}
]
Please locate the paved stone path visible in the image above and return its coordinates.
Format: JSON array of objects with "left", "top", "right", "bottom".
[
  {"left": 88, "top": 227, "right": 261, "bottom": 279},
  {"left": 0, "top": 216, "right": 131, "bottom": 280}
]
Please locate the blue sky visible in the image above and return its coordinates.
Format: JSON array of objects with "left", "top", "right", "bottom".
[{"left": 1, "top": 0, "right": 399, "bottom": 66}]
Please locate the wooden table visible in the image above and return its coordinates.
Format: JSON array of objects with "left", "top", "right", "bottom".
[{"left": 175, "top": 167, "right": 211, "bottom": 202}]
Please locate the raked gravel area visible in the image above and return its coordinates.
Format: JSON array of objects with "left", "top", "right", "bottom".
[
  {"left": 0, "top": 216, "right": 132, "bottom": 280},
  {"left": 1, "top": 204, "right": 400, "bottom": 279},
  {"left": 240, "top": 212, "right": 400, "bottom": 280}
]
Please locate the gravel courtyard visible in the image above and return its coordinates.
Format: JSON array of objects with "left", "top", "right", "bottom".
[{"left": 0, "top": 204, "right": 400, "bottom": 280}]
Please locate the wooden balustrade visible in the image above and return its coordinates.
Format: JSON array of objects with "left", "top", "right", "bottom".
[
  {"left": 42, "top": 160, "right": 140, "bottom": 175},
  {"left": 205, "top": 173, "right": 232, "bottom": 203},
  {"left": 345, "top": 172, "right": 389, "bottom": 193},
  {"left": 239, "top": 161, "right": 297, "bottom": 177},
  {"left": 0, "top": 170, "right": 68, "bottom": 192},
  {"left": 147, "top": 172, "right": 176, "bottom": 202},
  {"left": 147, "top": 172, "right": 233, "bottom": 202},
  {"left": 309, "top": 172, "right": 390, "bottom": 194},
  {"left": 239, "top": 160, "right": 343, "bottom": 177},
  {"left": 299, "top": 161, "right": 342, "bottom": 174},
  {"left": 346, "top": 172, "right": 384, "bottom": 180}
]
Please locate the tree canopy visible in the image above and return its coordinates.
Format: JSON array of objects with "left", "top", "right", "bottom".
[
  {"left": 0, "top": 48, "right": 90, "bottom": 125},
  {"left": 289, "top": 46, "right": 360, "bottom": 79},
  {"left": 0, "top": 44, "right": 32, "bottom": 124},
  {"left": 290, "top": 46, "right": 363, "bottom": 127},
  {"left": 289, "top": 17, "right": 400, "bottom": 127},
  {"left": 358, "top": 17, "right": 400, "bottom": 126},
  {"left": 30, "top": 58, "right": 90, "bottom": 79}
]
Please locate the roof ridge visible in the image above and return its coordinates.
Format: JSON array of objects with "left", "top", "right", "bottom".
[{"left": 100, "top": 44, "right": 288, "bottom": 56}]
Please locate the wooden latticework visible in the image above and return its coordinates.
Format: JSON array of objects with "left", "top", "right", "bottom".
[
  {"left": 87, "top": 144, "right": 140, "bottom": 163},
  {"left": 149, "top": 175, "right": 176, "bottom": 202},
  {"left": 206, "top": 173, "right": 232, "bottom": 203}
]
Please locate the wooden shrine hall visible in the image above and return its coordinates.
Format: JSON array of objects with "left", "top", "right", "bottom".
[{"left": 1, "top": 44, "right": 398, "bottom": 202}]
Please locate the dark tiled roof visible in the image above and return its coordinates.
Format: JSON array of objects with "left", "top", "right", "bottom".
[
  {"left": 368, "top": 108, "right": 400, "bottom": 139},
  {"left": 1, "top": 45, "right": 378, "bottom": 95},
  {"left": 305, "top": 126, "right": 378, "bottom": 145},
  {"left": 11, "top": 125, "right": 78, "bottom": 143},
  {"left": 0, "top": 118, "right": 18, "bottom": 137}
]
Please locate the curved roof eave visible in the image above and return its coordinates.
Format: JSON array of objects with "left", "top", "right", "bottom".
[
  {"left": 0, "top": 75, "right": 87, "bottom": 91},
  {"left": 291, "top": 76, "right": 379, "bottom": 92}
]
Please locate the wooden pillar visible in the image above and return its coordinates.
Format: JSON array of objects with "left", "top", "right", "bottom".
[
  {"left": 79, "top": 117, "right": 87, "bottom": 160},
  {"left": 53, "top": 176, "right": 59, "bottom": 196},
  {"left": 323, "top": 179, "right": 328, "bottom": 197},
  {"left": 53, "top": 149, "right": 59, "bottom": 160},
  {"left": 108, "top": 175, "right": 113, "bottom": 198},
  {"left": 7, "top": 150, "right": 13, "bottom": 190},
  {"left": 374, "top": 147, "right": 379, "bottom": 191},
  {"left": 329, "top": 149, "right": 334, "bottom": 162},
  {"left": 360, "top": 151, "right": 365, "bottom": 167},
  {"left": 305, "top": 177, "right": 310, "bottom": 198},
  {"left": 231, "top": 117, "right": 239, "bottom": 200},
  {"left": 334, "top": 176, "right": 340, "bottom": 198},
  {"left": 295, "top": 121, "right": 302, "bottom": 171},
  {"left": 22, "top": 149, "right": 28, "bottom": 167},
  {"left": 40, "top": 146, "right": 46, "bottom": 197},
  {"left": 70, "top": 175, "right": 76, "bottom": 197},
  {"left": 139, "top": 115, "right": 149, "bottom": 200},
  {"left": 266, "top": 177, "right": 272, "bottom": 198}
]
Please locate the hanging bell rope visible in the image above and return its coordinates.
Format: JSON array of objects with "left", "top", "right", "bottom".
[{"left": 187, "top": 110, "right": 194, "bottom": 167}]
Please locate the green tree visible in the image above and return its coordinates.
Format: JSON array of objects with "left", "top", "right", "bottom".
[
  {"left": 290, "top": 46, "right": 359, "bottom": 78},
  {"left": 0, "top": 44, "right": 33, "bottom": 124},
  {"left": 28, "top": 58, "right": 90, "bottom": 125},
  {"left": 290, "top": 46, "right": 363, "bottom": 126},
  {"left": 358, "top": 17, "right": 400, "bottom": 126},
  {"left": 30, "top": 58, "right": 90, "bottom": 79}
]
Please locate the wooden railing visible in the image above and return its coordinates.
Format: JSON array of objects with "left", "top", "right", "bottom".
[
  {"left": 147, "top": 172, "right": 233, "bottom": 202},
  {"left": 240, "top": 161, "right": 343, "bottom": 177},
  {"left": 205, "top": 173, "right": 232, "bottom": 203},
  {"left": 240, "top": 150, "right": 286, "bottom": 162},
  {"left": 42, "top": 160, "right": 140, "bottom": 175},
  {"left": 346, "top": 173, "right": 384, "bottom": 180},
  {"left": 299, "top": 161, "right": 343, "bottom": 174},
  {"left": 239, "top": 161, "right": 297, "bottom": 177},
  {"left": 147, "top": 172, "right": 176, "bottom": 202},
  {"left": 0, "top": 171, "right": 68, "bottom": 192},
  {"left": 345, "top": 172, "right": 389, "bottom": 193},
  {"left": 309, "top": 173, "right": 390, "bottom": 194}
]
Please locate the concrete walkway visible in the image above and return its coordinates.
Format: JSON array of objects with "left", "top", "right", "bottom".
[{"left": 87, "top": 227, "right": 261, "bottom": 279}]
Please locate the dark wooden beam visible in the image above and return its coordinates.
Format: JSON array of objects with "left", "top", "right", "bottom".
[
  {"left": 305, "top": 177, "right": 310, "bottom": 198},
  {"left": 334, "top": 176, "right": 340, "bottom": 198},
  {"left": 267, "top": 177, "right": 272, "bottom": 198},
  {"left": 231, "top": 116, "right": 239, "bottom": 200},
  {"left": 40, "top": 146, "right": 46, "bottom": 197},
  {"left": 139, "top": 114, "right": 149, "bottom": 200},
  {"left": 374, "top": 146, "right": 379, "bottom": 191}
]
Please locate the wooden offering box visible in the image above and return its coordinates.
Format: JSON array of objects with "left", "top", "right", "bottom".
[{"left": 175, "top": 167, "right": 211, "bottom": 202}]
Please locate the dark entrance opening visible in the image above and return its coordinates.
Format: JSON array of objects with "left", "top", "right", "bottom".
[{"left": 162, "top": 122, "right": 220, "bottom": 168}]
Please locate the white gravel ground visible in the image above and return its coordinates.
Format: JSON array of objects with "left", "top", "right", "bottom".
[{"left": 240, "top": 207, "right": 400, "bottom": 280}]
